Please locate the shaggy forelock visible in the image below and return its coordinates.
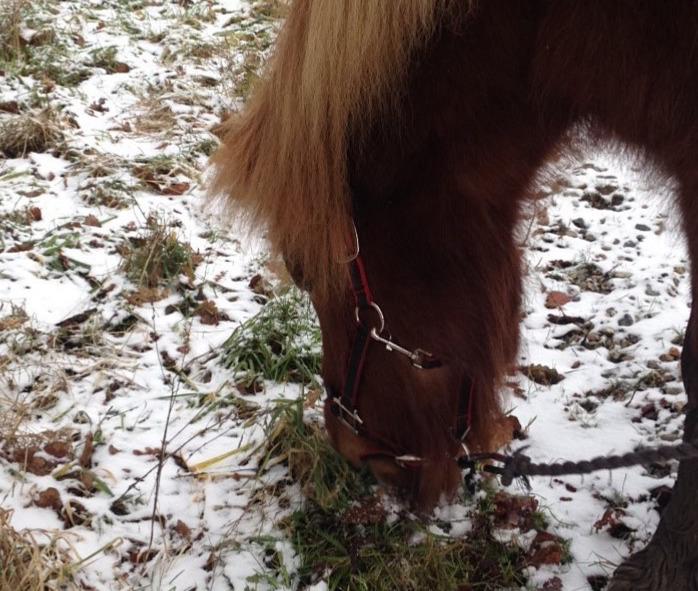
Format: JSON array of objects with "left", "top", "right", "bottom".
[{"left": 209, "top": 0, "right": 459, "bottom": 300}]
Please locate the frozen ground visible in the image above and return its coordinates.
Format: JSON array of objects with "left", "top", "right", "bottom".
[{"left": 0, "top": 1, "right": 690, "bottom": 589}]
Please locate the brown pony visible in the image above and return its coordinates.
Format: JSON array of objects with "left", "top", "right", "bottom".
[{"left": 211, "top": 2, "right": 698, "bottom": 589}]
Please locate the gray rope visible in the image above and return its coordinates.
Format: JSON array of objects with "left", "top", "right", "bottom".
[{"left": 461, "top": 441, "right": 698, "bottom": 487}]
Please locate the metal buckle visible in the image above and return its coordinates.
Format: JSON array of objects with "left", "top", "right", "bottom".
[
  {"left": 331, "top": 397, "right": 364, "bottom": 435},
  {"left": 369, "top": 328, "right": 436, "bottom": 369},
  {"left": 394, "top": 454, "right": 424, "bottom": 468}
]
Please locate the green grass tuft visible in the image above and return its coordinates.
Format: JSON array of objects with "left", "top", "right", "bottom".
[
  {"left": 119, "top": 216, "right": 197, "bottom": 288},
  {"left": 221, "top": 289, "right": 321, "bottom": 385},
  {"left": 257, "top": 396, "right": 531, "bottom": 591},
  {"left": 260, "top": 396, "right": 372, "bottom": 509},
  {"left": 289, "top": 505, "right": 527, "bottom": 591}
]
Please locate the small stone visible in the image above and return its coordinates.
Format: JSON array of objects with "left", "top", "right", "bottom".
[
  {"left": 641, "top": 403, "right": 659, "bottom": 421},
  {"left": 542, "top": 576, "right": 563, "bottom": 590},
  {"left": 618, "top": 313, "right": 634, "bottom": 326},
  {"left": 595, "top": 184, "right": 618, "bottom": 195},
  {"left": 608, "top": 350, "right": 628, "bottom": 363},
  {"left": 659, "top": 431, "right": 680, "bottom": 442},
  {"left": 588, "top": 576, "right": 609, "bottom": 591},
  {"left": 73, "top": 410, "right": 91, "bottom": 424},
  {"left": 572, "top": 217, "right": 588, "bottom": 229},
  {"left": 663, "top": 386, "right": 683, "bottom": 396},
  {"left": 635, "top": 223, "right": 651, "bottom": 232}
]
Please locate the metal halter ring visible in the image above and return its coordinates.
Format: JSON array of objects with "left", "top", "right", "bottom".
[{"left": 354, "top": 301, "right": 385, "bottom": 334}]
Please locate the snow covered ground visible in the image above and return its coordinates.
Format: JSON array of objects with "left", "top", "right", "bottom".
[{"left": 0, "top": 1, "right": 690, "bottom": 589}]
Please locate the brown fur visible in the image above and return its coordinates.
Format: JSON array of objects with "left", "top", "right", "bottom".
[
  {"left": 213, "top": 5, "right": 698, "bottom": 584},
  {"left": 210, "top": 0, "right": 459, "bottom": 301}
]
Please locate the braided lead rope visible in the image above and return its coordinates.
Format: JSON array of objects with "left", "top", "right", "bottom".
[{"left": 460, "top": 441, "right": 698, "bottom": 487}]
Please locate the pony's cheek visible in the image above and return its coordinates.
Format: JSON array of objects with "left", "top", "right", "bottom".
[
  {"left": 365, "top": 457, "right": 413, "bottom": 491},
  {"left": 409, "top": 364, "right": 455, "bottom": 392}
]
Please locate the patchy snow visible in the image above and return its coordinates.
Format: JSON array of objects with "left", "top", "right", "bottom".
[
  {"left": 513, "top": 153, "right": 689, "bottom": 589},
  {"left": 0, "top": 1, "right": 691, "bottom": 590}
]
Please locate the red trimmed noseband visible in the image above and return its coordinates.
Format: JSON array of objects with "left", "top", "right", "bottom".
[{"left": 326, "top": 221, "right": 474, "bottom": 467}]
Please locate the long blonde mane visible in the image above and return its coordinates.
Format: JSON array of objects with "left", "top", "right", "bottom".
[{"left": 210, "top": 0, "right": 455, "bottom": 298}]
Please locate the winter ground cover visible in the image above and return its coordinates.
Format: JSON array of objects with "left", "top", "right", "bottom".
[{"left": 0, "top": 1, "right": 690, "bottom": 589}]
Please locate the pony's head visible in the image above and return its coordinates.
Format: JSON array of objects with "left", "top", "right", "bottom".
[
  {"left": 285, "top": 194, "right": 521, "bottom": 509},
  {"left": 210, "top": 0, "right": 519, "bottom": 508}
]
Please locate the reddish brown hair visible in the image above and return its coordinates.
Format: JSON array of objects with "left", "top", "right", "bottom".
[
  {"left": 211, "top": 0, "right": 698, "bottom": 514},
  {"left": 210, "top": 0, "right": 459, "bottom": 300}
]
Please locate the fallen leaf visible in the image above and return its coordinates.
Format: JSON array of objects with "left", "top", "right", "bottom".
[
  {"left": 520, "top": 364, "right": 565, "bottom": 386},
  {"left": 527, "top": 531, "right": 565, "bottom": 567},
  {"left": 493, "top": 492, "right": 539, "bottom": 531},
  {"left": 8, "top": 241, "right": 35, "bottom": 253},
  {"left": 34, "top": 487, "right": 63, "bottom": 512},
  {"left": 79, "top": 432, "right": 94, "bottom": 468},
  {"left": 56, "top": 308, "right": 98, "bottom": 328},
  {"left": 44, "top": 441, "right": 72, "bottom": 458},
  {"left": 174, "top": 520, "right": 192, "bottom": 539},
  {"left": 195, "top": 300, "right": 221, "bottom": 325},
  {"left": 545, "top": 291, "right": 571, "bottom": 309},
  {"left": 0, "top": 100, "right": 20, "bottom": 113},
  {"left": 162, "top": 182, "right": 190, "bottom": 196},
  {"left": 28, "top": 207, "right": 42, "bottom": 221}
]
